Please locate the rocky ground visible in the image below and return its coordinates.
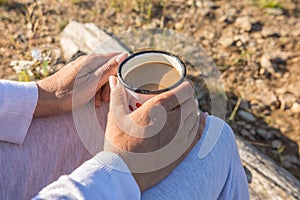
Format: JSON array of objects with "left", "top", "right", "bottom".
[{"left": 0, "top": 0, "right": 299, "bottom": 181}]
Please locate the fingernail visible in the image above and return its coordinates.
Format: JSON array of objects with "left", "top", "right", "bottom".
[
  {"left": 109, "top": 76, "right": 117, "bottom": 89},
  {"left": 204, "top": 112, "right": 209, "bottom": 119},
  {"left": 116, "top": 52, "right": 128, "bottom": 64}
]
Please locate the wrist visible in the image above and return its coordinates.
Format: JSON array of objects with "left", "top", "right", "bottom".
[{"left": 33, "top": 80, "right": 61, "bottom": 117}]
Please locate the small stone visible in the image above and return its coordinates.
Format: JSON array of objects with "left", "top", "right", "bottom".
[
  {"left": 255, "top": 79, "right": 265, "bottom": 88},
  {"left": 175, "top": 21, "right": 184, "bottom": 30},
  {"left": 236, "top": 41, "right": 242, "bottom": 47},
  {"left": 291, "top": 102, "right": 300, "bottom": 114},
  {"left": 282, "top": 93, "right": 297, "bottom": 107},
  {"left": 244, "top": 124, "right": 252, "bottom": 130},
  {"left": 238, "top": 110, "right": 256, "bottom": 122},
  {"left": 278, "top": 96, "right": 286, "bottom": 110},
  {"left": 252, "top": 21, "right": 263, "bottom": 32},
  {"left": 203, "top": 1, "right": 218, "bottom": 9},
  {"left": 288, "top": 84, "right": 300, "bottom": 97},
  {"left": 196, "top": 1, "right": 218, "bottom": 9},
  {"left": 276, "top": 86, "right": 288, "bottom": 94},
  {"left": 202, "top": 30, "right": 216, "bottom": 40},
  {"left": 235, "top": 16, "right": 252, "bottom": 32},
  {"left": 259, "top": 91, "right": 278, "bottom": 107},
  {"left": 219, "top": 31, "right": 234, "bottom": 48},
  {"left": 115, "top": 13, "right": 124, "bottom": 24},
  {"left": 250, "top": 129, "right": 256, "bottom": 136},
  {"left": 271, "top": 140, "right": 282, "bottom": 149},
  {"left": 195, "top": 0, "right": 202, "bottom": 7},
  {"left": 199, "top": 8, "right": 211, "bottom": 16},
  {"left": 283, "top": 155, "right": 299, "bottom": 164},
  {"left": 187, "top": 0, "right": 194, "bottom": 6},
  {"left": 135, "top": 17, "right": 143, "bottom": 27},
  {"left": 264, "top": 8, "right": 284, "bottom": 16},
  {"left": 259, "top": 68, "right": 265, "bottom": 75},
  {"left": 221, "top": 16, "right": 235, "bottom": 24},
  {"left": 237, "top": 121, "right": 246, "bottom": 126},
  {"left": 240, "top": 129, "right": 251, "bottom": 137},
  {"left": 220, "top": 15, "right": 227, "bottom": 22},
  {"left": 243, "top": 166, "right": 252, "bottom": 184},
  {"left": 225, "top": 6, "right": 237, "bottom": 17},
  {"left": 233, "top": 34, "right": 249, "bottom": 44},
  {"left": 256, "top": 128, "right": 272, "bottom": 140},
  {"left": 282, "top": 160, "right": 292, "bottom": 168},
  {"left": 260, "top": 54, "right": 275, "bottom": 74},
  {"left": 239, "top": 101, "right": 250, "bottom": 109},
  {"left": 60, "top": 21, "right": 126, "bottom": 61},
  {"left": 46, "top": 36, "right": 54, "bottom": 43},
  {"left": 26, "top": 22, "right": 33, "bottom": 30},
  {"left": 261, "top": 27, "right": 280, "bottom": 38}
]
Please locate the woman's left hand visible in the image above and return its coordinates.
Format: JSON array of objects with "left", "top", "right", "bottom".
[{"left": 33, "top": 53, "right": 128, "bottom": 117}]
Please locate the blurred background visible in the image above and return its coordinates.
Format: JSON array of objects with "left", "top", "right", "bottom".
[{"left": 0, "top": 0, "right": 299, "bottom": 198}]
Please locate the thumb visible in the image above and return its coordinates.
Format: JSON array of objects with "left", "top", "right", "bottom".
[
  {"left": 109, "top": 76, "right": 129, "bottom": 117},
  {"left": 96, "top": 52, "right": 128, "bottom": 90}
]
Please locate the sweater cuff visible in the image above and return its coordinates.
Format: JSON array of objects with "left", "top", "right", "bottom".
[
  {"left": 0, "top": 80, "right": 38, "bottom": 144},
  {"left": 0, "top": 80, "right": 38, "bottom": 114},
  {"left": 69, "top": 151, "right": 141, "bottom": 199}
]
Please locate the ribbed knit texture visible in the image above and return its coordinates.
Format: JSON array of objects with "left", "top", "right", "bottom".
[
  {"left": 34, "top": 151, "right": 141, "bottom": 200},
  {"left": 0, "top": 80, "right": 38, "bottom": 144}
]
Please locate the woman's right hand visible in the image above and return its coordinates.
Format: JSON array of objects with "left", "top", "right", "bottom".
[{"left": 104, "top": 76, "right": 207, "bottom": 192}]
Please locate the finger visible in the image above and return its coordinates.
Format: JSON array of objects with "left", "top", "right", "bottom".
[
  {"left": 183, "top": 111, "right": 198, "bottom": 134},
  {"left": 75, "top": 53, "right": 121, "bottom": 80},
  {"left": 80, "top": 52, "right": 120, "bottom": 71},
  {"left": 101, "top": 82, "right": 111, "bottom": 102},
  {"left": 109, "top": 76, "right": 129, "bottom": 117},
  {"left": 204, "top": 112, "right": 209, "bottom": 120},
  {"left": 175, "top": 96, "right": 198, "bottom": 122},
  {"left": 166, "top": 114, "right": 200, "bottom": 159},
  {"left": 95, "top": 89, "right": 102, "bottom": 107},
  {"left": 160, "top": 97, "right": 198, "bottom": 146},
  {"left": 187, "top": 115, "right": 201, "bottom": 144},
  {"left": 190, "top": 113, "right": 206, "bottom": 139},
  {"left": 164, "top": 96, "right": 197, "bottom": 137},
  {"left": 159, "top": 110, "right": 197, "bottom": 147},
  {"left": 186, "top": 79, "right": 194, "bottom": 89},
  {"left": 146, "top": 80, "right": 194, "bottom": 112},
  {"left": 95, "top": 52, "right": 128, "bottom": 90},
  {"left": 200, "top": 112, "right": 207, "bottom": 127}
]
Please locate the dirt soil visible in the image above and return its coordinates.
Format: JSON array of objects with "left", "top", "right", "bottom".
[{"left": 0, "top": 0, "right": 299, "bottom": 179}]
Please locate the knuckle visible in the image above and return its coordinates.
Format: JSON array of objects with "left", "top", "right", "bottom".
[{"left": 104, "top": 59, "right": 118, "bottom": 72}]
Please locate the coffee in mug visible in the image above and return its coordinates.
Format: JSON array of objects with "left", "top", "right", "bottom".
[
  {"left": 118, "top": 50, "right": 186, "bottom": 112},
  {"left": 124, "top": 61, "right": 181, "bottom": 91}
]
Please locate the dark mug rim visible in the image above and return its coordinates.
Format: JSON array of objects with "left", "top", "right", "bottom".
[{"left": 117, "top": 50, "right": 186, "bottom": 94}]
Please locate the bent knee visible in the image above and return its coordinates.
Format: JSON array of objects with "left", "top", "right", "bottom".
[{"left": 198, "top": 116, "right": 238, "bottom": 159}]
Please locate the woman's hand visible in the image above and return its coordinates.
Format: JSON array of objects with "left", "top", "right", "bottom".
[
  {"left": 33, "top": 53, "right": 128, "bottom": 117},
  {"left": 104, "top": 76, "right": 207, "bottom": 192}
]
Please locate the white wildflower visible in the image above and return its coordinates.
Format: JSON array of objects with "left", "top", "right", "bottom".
[
  {"left": 31, "top": 48, "right": 42, "bottom": 61},
  {"left": 10, "top": 60, "right": 35, "bottom": 74}
]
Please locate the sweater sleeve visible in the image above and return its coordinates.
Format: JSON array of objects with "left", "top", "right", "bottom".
[
  {"left": 33, "top": 151, "right": 141, "bottom": 200},
  {"left": 0, "top": 80, "right": 38, "bottom": 144}
]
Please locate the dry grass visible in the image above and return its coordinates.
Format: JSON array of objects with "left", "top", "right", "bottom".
[
  {"left": 0, "top": 0, "right": 8, "bottom": 6},
  {"left": 255, "top": 0, "right": 284, "bottom": 8}
]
